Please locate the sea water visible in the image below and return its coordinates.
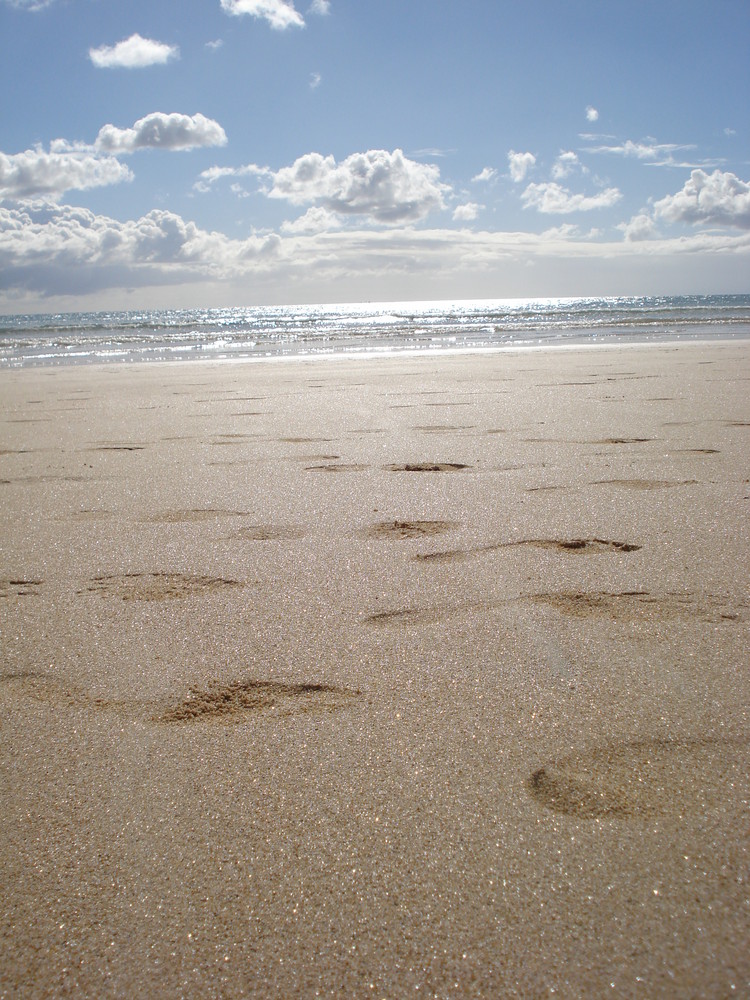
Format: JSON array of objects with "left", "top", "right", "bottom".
[{"left": 1, "top": 294, "right": 749, "bottom": 369}]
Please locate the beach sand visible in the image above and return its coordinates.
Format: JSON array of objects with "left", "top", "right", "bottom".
[{"left": 1, "top": 343, "right": 748, "bottom": 998}]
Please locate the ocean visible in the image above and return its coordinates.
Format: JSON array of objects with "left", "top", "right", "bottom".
[{"left": 1, "top": 294, "right": 749, "bottom": 369}]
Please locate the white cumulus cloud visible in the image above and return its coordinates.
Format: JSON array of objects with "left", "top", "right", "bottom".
[
  {"left": 95, "top": 113, "right": 227, "bottom": 154},
  {"left": 0, "top": 148, "right": 132, "bottom": 201},
  {"left": 89, "top": 33, "right": 179, "bottom": 69},
  {"left": 617, "top": 213, "right": 659, "bottom": 242},
  {"left": 508, "top": 150, "right": 536, "bottom": 183},
  {"left": 472, "top": 167, "right": 497, "bottom": 183},
  {"left": 586, "top": 106, "right": 599, "bottom": 122},
  {"left": 281, "top": 206, "right": 341, "bottom": 233},
  {"left": 220, "top": 0, "right": 305, "bottom": 29},
  {"left": 521, "top": 181, "right": 622, "bottom": 214},
  {"left": 452, "top": 203, "right": 480, "bottom": 222},
  {"left": 0, "top": 201, "right": 281, "bottom": 296},
  {"left": 551, "top": 151, "right": 584, "bottom": 181},
  {"left": 653, "top": 169, "right": 750, "bottom": 229},
  {"left": 265, "top": 148, "right": 449, "bottom": 223}
]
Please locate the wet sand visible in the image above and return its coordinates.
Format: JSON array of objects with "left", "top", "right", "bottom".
[{"left": 1, "top": 343, "right": 749, "bottom": 997}]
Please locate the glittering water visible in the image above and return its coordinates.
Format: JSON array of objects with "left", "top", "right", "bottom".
[{"left": 1, "top": 295, "right": 749, "bottom": 368}]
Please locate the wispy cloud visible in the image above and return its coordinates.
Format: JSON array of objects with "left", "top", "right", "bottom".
[
  {"left": 585, "top": 106, "right": 599, "bottom": 122},
  {"left": 220, "top": 0, "right": 305, "bottom": 29},
  {"left": 3, "top": 0, "right": 55, "bottom": 9},
  {"left": 309, "top": 71, "right": 322, "bottom": 89},
  {"left": 408, "top": 148, "right": 454, "bottom": 159},
  {"left": 309, "top": 0, "right": 330, "bottom": 14},
  {"left": 583, "top": 138, "right": 696, "bottom": 166},
  {"left": 89, "top": 34, "right": 179, "bottom": 69}
]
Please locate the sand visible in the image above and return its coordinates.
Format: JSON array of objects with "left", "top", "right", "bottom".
[{"left": 1, "top": 343, "right": 748, "bottom": 998}]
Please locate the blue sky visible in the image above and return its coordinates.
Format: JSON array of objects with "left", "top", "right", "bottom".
[{"left": 1, "top": 0, "right": 748, "bottom": 312}]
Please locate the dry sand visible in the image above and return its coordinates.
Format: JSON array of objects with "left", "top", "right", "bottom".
[{"left": 1, "top": 343, "right": 748, "bottom": 998}]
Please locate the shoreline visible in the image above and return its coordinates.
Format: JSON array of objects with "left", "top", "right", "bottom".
[
  {"left": 2, "top": 341, "right": 749, "bottom": 996},
  {"left": 4, "top": 330, "right": 750, "bottom": 375}
]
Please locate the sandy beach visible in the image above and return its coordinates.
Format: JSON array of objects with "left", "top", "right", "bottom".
[{"left": 1, "top": 342, "right": 748, "bottom": 998}]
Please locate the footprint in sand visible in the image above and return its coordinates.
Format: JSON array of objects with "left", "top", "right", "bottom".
[
  {"left": 150, "top": 509, "right": 250, "bottom": 524},
  {"left": 413, "top": 425, "right": 476, "bottom": 434},
  {"left": 526, "top": 590, "right": 747, "bottom": 624},
  {"left": 365, "top": 520, "right": 458, "bottom": 540},
  {"left": 306, "top": 463, "right": 369, "bottom": 472},
  {"left": 0, "top": 671, "right": 358, "bottom": 724},
  {"left": 280, "top": 436, "right": 333, "bottom": 443},
  {"left": 157, "top": 679, "right": 359, "bottom": 722},
  {"left": 592, "top": 437, "right": 654, "bottom": 444},
  {"left": 81, "top": 572, "right": 244, "bottom": 601},
  {"left": 0, "top": 671, "right": 127, "bottom": 713},
  {"left": 385, "top": 462, "right": 470, "bottom": 473},
  {"left": 88, "top": 443, "right": 146, "bottom": 452},
  {"left": 527, "top": 737, "right": 749, "bottom": 820},
  {"left": 72, "top": 509, "right": 112, "bottom": 521},
  {"left": 677, "top": 448, "right": 720, "bottom": 454},
  {"left": 364, "top": 607, "right": 448, "bottom": 627},
  {"left": 591, "top": 478, "right": 698, "bottom": 490},
  {"left": 211, "top": 434, "right": 260, "bottom": 445},
  {"left": 363, "top": 600, "right": 494, "bottom": 626},
  {"left": 521, "top": 538, "right": 641, "bottom": 553},
  {"left": 0, "top": 578, "right": 43, "bottom": 598},
  {"left": 231, "top": 525, "right": 305, "bottom": 541},
  {"left": 414, "top": 538, "right": 641, "bottom": 563}
]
